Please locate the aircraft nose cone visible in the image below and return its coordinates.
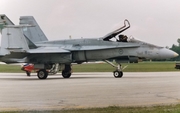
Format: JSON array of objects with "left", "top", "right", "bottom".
[
  {"left": 160, "top": 48, "right": 179, "bottom": 59},
  {"left": 174, "top": 52, "right": 179, "bottom": 57}
]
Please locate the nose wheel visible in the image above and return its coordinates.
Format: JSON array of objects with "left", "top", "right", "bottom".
[{"left": 113, "top": 71, "right": 123, "bottom": 78}]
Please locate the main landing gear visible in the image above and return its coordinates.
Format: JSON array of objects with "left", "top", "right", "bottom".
[
  {"left": 36, "top": 63, "right": 60, "bottom": 80},
  {"left": 62, "top": 64, "right": 72, "bottom": 78},
  {"left": 104, "top": 60, "right": 123, "bottom": 78},
  {"left": 37, "top": 69, "right": 48, "bottom": 79},
  {"left": 36, "top": 64, "right": 72, "bottom": 79}
]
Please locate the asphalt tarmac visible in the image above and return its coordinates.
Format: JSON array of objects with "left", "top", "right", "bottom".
[{"left": 0, "top": 72, "right": 180, "bottom": 111}]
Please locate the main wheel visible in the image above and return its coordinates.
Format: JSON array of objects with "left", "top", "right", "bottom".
[
  {"left": 113, "top": 71, "right": 123, "bottom": 78},
  {"left": 37, "top": 69, "right": 48, "bottom": 79},
  {"left": 62, "top": 70, "right": 71, "bottom": 78}
]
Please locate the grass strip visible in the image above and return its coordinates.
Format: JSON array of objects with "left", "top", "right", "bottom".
[
  {"left": 0, "top": 62, "right": 178, "bottom": 73},
  {"left": 1, "top": 104, "right": 180, "bottom": 113}
]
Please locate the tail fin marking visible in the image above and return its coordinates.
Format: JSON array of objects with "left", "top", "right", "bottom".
[{"left": 20, "top": 16, "right": 48, "bottom": 43}]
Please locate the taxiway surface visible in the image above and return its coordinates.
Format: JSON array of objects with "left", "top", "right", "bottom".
[{"left": 0, "top": 72, "right": 180, "bottom": 111}]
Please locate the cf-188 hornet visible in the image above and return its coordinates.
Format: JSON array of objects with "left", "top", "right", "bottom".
[{"left": 0, "top": 15, "right": 178, "bottom": 79}]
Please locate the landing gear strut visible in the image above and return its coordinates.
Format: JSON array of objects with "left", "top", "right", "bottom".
[
  {"left": 104, "top": 60, "right": 123, "bottom": 78},
  {"left": 62, "top": 64, "right": 72, "bottom": 78}
]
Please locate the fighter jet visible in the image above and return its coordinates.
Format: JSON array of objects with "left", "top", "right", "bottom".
[{"left": 0, "top": 14, "right": 178, "bottom": 79}]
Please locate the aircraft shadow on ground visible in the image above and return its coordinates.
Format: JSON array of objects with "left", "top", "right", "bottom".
[
  {"left": 0, "top": 73, "right": 168, "bottom": 81},
  {"left": 0, "top": 75, "right": 112, "bottom": 81}
]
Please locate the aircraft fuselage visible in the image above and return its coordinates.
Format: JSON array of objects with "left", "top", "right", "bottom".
[{"left": 33, "top": 38, "right": 177, "bottom": 63}]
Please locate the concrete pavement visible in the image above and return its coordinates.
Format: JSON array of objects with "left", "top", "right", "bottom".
[{"left": 0, "top": 72, "right": 180, "bottom": 111}]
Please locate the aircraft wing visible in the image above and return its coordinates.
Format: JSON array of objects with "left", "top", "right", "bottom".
[
  {"left": 27, "top": 47, "right": 70, "bottom": 54},
  {"left": 26, "top": 47, "right": 71, "bottom": 64}
]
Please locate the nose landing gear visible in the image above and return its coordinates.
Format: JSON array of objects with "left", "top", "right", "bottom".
[
  {"left": 113, "top": 63, "right": 123, "bottom": 78},
  {"left": 104, "top": 60, "right": 126, "bottom": 78}
]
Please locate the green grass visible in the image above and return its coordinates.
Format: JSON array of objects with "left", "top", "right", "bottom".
[
  {"left": 0, "top": 62, "right": 178, "bottom": 73},
  {"left": 1, "top": 104, "right": 180, "bottom": 113},
  {"left": 0, "top": 64, "right": 24, "bottom": 73},
  {"left": 72, "top": 62, "right": 178, "bottom": 72}
]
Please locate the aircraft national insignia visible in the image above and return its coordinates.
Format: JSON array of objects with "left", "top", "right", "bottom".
[{"left": 119, "top": 49, "right": 123, "bottom": 55}]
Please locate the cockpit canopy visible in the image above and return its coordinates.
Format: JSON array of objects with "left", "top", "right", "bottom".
[
  {"left": 102, "top": 19, "right": 130, "bottom": 41},
  {"left": 102, "top": 19, "right": 162, "bottom": 48}
]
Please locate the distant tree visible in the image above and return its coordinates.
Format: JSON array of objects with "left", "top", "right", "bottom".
[
  {"left": 170, "top": 44, "right": 180, "bottom": 61},
  {"left": 177, "top": 38, "right": 180, "bottom": 46},
  {"left": 162, "top": 38, "right": 180, "bottom": 61}
]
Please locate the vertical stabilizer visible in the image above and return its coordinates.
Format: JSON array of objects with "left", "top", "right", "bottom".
[
  {"left": 1, "top": 27, "right": 29, "bottom": 51},
  {"left": 20, "top": 16, "right": 48, "bottom": 43},
  {"left": 0, "top": 14, "right": 14, "bottom": 33}
]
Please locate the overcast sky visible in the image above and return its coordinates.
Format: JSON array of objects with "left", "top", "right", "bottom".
[{"left": 0, "top": 0, "right": 180, "bottom": 47}]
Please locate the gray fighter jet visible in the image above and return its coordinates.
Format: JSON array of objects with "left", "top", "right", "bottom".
[{"left": 0, "top": 14, "right": 178, "bottom": 79}]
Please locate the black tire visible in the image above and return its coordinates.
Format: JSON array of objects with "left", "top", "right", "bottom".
[
  {"left": 62, "top": 70, "right": 71, "bottom": 78},
  {"left": 26, "top": 71, "right": 31, "bottom": 76},
  {"left": 37, "top": 69, "right": 48, "bottom": 79},
  {"left": 113, "top": 71, "right": 123, "bottom": 78}
]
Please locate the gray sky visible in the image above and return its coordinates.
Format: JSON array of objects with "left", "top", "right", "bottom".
[{"left": 0, "top": 0, "right": 180, "bottom": 47}]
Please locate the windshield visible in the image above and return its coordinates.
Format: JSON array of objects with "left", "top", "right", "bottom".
[{"left": 128, "top": 37, "right": 162, "bottom": 48}]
